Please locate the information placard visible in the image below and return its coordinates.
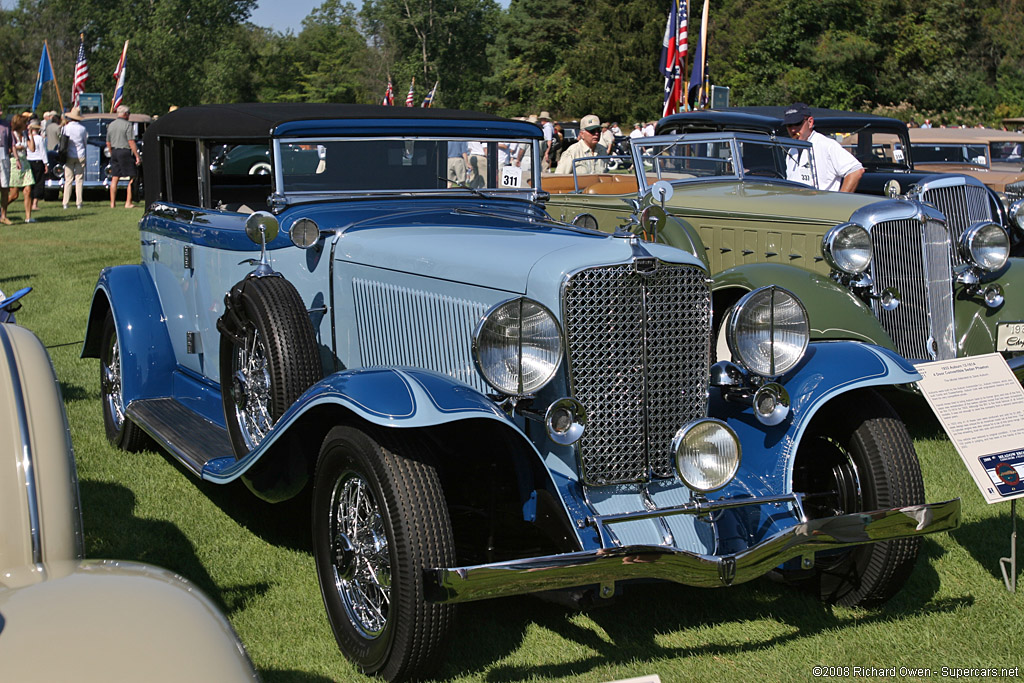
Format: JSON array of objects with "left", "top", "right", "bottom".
[{"left": 916, "top": 353, "right": 1024, "bottom": 504}]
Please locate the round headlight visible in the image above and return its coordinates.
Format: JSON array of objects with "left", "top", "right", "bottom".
[
  {"left": 822, "top": 222, "right": 872, "bottom": 274},
  {"left": 726, "top": 286, "right": 809, "bottom": 378},
  {"left": 959, "top": 221, "right": 1009, "bottom": 271},
  {"left": 473, "top": 298, "right": 563, "bottom": 395},
  {"left": 672, "top": 419, "right": 741, "bottom": 492},
  {"left": 1008, "top": 199, "right": 1024, "bottom": 235}
]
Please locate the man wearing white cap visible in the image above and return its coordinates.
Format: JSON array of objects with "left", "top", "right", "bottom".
[{"left": 555, "top": 114, "right": 608, "bottom": 175}]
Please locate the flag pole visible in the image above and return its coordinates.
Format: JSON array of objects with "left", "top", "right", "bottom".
[
  {"left": 699, "top": 0, "right": 709, "bottom": 109},
  {"left": 681, "top": 0, "right": 690, "bottom": 111},
  {"left": 45, "top": 40, "right": 65, "bottom": 115}
]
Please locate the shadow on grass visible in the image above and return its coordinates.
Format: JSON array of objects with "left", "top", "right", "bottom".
[
  {"left": 80, "top": 479, "right": 272, "bottom": 617},
  {"left": 259, "top": 671, "right": 336, "bottom": 683},
  {"left": 950, "top": 511, "right": 1020, "bottom": 584},
  {"left": 436, "top": 538, "right": 970, "bottom": 681},
  {"left": 57, "top": 380, "right": 91, "bottom": 402}
]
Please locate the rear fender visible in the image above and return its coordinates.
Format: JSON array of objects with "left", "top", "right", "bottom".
[
  {"left": 81, "top": 265, "right": 176, "bottom": 406},
  {"left": 714, "top": 262, "right": 895, "bottom": 348}
]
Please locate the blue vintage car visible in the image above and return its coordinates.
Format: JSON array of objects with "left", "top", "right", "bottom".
[{"left": 83, "top": 104, "right": 959, "bottom": 681}]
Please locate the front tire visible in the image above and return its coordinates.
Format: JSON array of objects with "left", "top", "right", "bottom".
[
  {"left": 100, "top": 310, "right": 150, "bottom": 451},
  {"left": 313, "top": 426, "right": 455, "bottom": 681},
  {"left": 788, "top": 390, "right": 924, "bottom": 606},
  {"left": 219, "top": 275, "right": 321, "bottom": 458}
]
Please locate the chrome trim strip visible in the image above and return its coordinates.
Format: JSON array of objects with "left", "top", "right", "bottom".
[
  {"left": 0, "top": 324, "right": 44, "bottom": 566},
  {"left": 425, "top": 498, "right": 961, "bottom": 604}
]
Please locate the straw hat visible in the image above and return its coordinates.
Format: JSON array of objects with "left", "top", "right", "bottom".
[{"left": 66, "top": 106, "right": 83, "bottom": 121}]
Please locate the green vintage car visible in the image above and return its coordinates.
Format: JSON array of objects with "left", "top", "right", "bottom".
[{"left": 543, "top": 131, "right": 1024, "bottom": 377}]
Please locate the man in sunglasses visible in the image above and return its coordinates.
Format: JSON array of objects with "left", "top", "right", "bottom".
[
  {"left": 783, "top": 102, "right": 864, "bottom": 193},
  {"left": 555, "top": 114, "right": 608, "bottom": 175}
]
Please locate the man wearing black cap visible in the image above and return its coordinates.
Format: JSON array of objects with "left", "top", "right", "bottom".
[
  {"left": 783, "top": 103, "right": 864, "bottom": 193},
  {"left": 554, "top": 114, "right": 608, "bottom": 175}
]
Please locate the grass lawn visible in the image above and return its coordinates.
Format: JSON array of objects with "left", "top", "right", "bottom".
[{"left": 3, "top": 199, "right": 1022, "bottom": 682}]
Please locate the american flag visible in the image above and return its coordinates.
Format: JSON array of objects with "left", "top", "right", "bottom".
[
  {"left": 71, "top": 36, "right": 89, "bottom": 107},
  {"left": 420, "top": 81, "right": 437, "bottom": 108},
  {"left": 660, "top": 0, "right": 688, "bottom": 117},
  {"left": 381, "top": 77, "right": 394, "bottom": 106},
  {"left": 111, "top": 40, "right": 128, "bottom": 112},
  {"left": 405, "top": 78, "right": 415, "bottom": 107}
]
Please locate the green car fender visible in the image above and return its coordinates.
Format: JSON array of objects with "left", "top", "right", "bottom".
[
  {"left": 712, "top": 262, "right": 897, "bottom": 348},
  {"left": 955, "top": 258, "right": 1024, "bottom": 356}
]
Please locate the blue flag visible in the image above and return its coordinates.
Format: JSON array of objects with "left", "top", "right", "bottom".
[{"left": 32, "top": 44, "right": 54, "bottom": 112}]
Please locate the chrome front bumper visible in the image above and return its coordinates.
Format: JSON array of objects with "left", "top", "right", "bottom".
[{"left": 424, "top": 498, "right": 960, "bottom": 604}]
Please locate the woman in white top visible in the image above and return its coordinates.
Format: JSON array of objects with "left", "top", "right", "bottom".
[
  {"left": 26, "top": 120, "right": 47, "bottom": 211},
  {"left": 8, "top": 114, "right": 36, "bottom": 223},
  {"left": 61, "top": 107, "right": 89, "bottom": 210}
]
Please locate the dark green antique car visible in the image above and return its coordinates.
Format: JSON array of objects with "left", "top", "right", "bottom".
[{"left": 543, "top": 131, "right": 1024, "bottom": 377}]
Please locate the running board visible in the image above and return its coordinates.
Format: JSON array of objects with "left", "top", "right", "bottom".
[{"left": 126, "top": 398, "right": 234, "bottom": 476}]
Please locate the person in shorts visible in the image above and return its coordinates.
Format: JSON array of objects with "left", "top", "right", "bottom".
[
  {"left": 106, "top": 104, "right": 140, "bottom": 208},
  {"left": 0, "top": 105, "right": 11, "bottom": 225}
]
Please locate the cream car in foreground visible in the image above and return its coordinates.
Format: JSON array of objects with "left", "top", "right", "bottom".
[{"left": 0, "top": 321, "right": 259, "bottom": 682}]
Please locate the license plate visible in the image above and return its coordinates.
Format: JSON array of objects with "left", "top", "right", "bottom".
[{"left": 997, "top": 322, "right": 1024, "bottom": 352}]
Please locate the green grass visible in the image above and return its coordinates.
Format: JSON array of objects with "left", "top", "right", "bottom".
[{"left": 3, "top": 199, "right": 1023, "bottom": 682}]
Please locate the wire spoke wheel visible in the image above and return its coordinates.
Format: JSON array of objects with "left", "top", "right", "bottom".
[
  {"left": 100, "top": 310, "right": 149, "bottom": 451},
  {"left": 231, "top": 327, "right": 274, "bottom": 450}
]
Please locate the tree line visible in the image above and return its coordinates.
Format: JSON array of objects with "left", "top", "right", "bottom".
[{"left": 2, "top": 0, "right": 1022, "bottom": 127}]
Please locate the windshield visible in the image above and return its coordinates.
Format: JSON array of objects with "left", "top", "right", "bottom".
[
  {"left": 827, "top": 130, "right": 909, "bottom": 170},
  {"left": 639, "top": 134, "right": 815, "bottom": 187},
  {"left": 913, "top": 143, "right": 990, "bottom": 166},
  {"left": 273, "top": 137, "right": 537, "bottom": 195}
]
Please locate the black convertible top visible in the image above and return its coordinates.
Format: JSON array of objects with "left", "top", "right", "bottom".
[
  {"left": 148, "top": 103, "right": 513, "bottom": 139},
  {"left": 658, "top": 106, "right": 907, "bottom": 136}
]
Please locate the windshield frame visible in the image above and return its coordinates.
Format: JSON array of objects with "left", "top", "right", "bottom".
[
  {"left": 269, "top": 135, "right": 542, "bottom": 206},
  {"left": 631, "top": 131, "right": 818, "bottom": 194}
]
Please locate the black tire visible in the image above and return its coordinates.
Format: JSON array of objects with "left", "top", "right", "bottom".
[
  {"left": 100, "top": 310, "right": 150, "bottom": 451},
  {"left": 219, "top": 275, "right": 321, "bottom": 458},
  {"left": 313, "top": 426, "right": 455, "bottom": 681},
  {"left": 787, "top": 390, "right": 924, "bottom": 607}
]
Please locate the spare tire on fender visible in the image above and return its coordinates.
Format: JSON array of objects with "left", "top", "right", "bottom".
[{"left": 217, "top": 274, "right": 322, "bottom": 459}]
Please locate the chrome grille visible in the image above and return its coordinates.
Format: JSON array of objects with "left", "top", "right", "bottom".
[
  {"left": 1007, "top": 181, "right": 1024, "bottom": 203},
  {"left": 919, "top": 181, "right": 994, "bottom": 267},
  {"left": 563, "top": 262, "right": 710, "bottom": 485},
  {"left": 353, "top": 278, "right": 489, "bottom": 393},
  {"left": 870, "top": 217, "right": 955, "bottom": 361}
]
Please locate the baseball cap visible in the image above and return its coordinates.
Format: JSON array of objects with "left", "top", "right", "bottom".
[
  {"left": 783, "top": 103, "right": 811, "bottom": 126},
  {"left": 580, "top": 114, "right": 601, "bottom": 132}
]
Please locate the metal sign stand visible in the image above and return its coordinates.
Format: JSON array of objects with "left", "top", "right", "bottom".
[{"left": 1000, "top": 498, "right": 1018, "bottom": 593}]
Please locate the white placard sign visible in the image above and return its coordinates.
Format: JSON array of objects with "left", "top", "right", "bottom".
[
  {"left": 916, "top": 353, "right": 1024, "bottom": 504},
  {"left": 500, "top": 165, "right": 523, "bottom": 188}
]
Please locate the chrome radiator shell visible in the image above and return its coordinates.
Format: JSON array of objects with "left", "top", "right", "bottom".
[
  {"left": 914, "top": 175, "right": 998, "bottom": 268},
  {"left": 561, "top": 260, "right": 711, "bottom": 486}
]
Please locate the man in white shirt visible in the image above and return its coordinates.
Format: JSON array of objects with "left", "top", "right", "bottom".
[
  {"left": 782, "top": 102, "right": 864, "bottom": 193},
  {"left": 539, "top": 111, "right": 554, "bottom": 171}
]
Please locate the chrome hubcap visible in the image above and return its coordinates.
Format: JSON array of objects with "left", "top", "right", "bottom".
[
  {"left": 232, "top": 328, "right": 273, "bottom": 450},
  {"left": 331, "top": 473, "right": 390, "bottom": 638}
]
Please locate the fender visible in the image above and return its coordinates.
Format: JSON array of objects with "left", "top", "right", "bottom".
[
  {"left": 202, "top": 367, "right": 544, "bottom": 483},
  {"left": 81, "top": 265, "right": 176, "bottom": 406},
  {"left": 713, "top": 262, "right": 896, "bottom": 348},
  {"left": 956, "top": 257, "right": 1024, "bottom": 357},
  {"left": 712, "top": 340, "right": 919, "bottom": 499}
]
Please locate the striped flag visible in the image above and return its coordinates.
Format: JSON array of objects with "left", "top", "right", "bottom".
[
  {"left": 111, "top": 40, "right": 128, "bottom": 112},
  {"left": 405, "top": 78, "right": 415, "bottom": 107},
  {"left": 420, "top": 81, "right": 438, "bottom": 108},
  {"left": 71, "top": 36, "right": 89, "bottom": 107},
  {"left": 381, "top": 77, "right": 394, "bottom": 106},
  {"left": 660, "top": 0, "right": 688, "bottom": 117}
]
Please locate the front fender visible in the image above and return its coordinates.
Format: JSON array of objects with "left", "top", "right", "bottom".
[
  {"left": 202, "top": 367, "right": 537, "bottom": 483},
  {"left": 714, "top": 262, "right": 896, "bottom": 349},
  {"left": 712, "top": 341, "right": 919, "bottom": 498},
  {"left": 956, "top": 257, "right": 1024, "bottom": 356},
  {"left": 81, "top": 265, "right": 176, "bottom": 407}
]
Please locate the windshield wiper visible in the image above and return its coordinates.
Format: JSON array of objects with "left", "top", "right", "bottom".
[{"left": 438, "top": 176, "right": 485, "bottom": 198}]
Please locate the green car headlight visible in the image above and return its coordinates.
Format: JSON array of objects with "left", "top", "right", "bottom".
[
  {"left": 822, "top": 222, "right": 872, "bottom": 274},
  {"left": 959, "top": 221, "right": 1009, "bottom": 272},
  {"left": 672, "top": 419, "right": 741, "bottom": 492},
  {"left": 473, "top": 298, "right": 563, "bottom": 395},
  {"left": 1007, "top": 199, "right": 1024, "bottom": 237},
  {"left": 726, "top": 286, "right": 809, "bottom": 378}
]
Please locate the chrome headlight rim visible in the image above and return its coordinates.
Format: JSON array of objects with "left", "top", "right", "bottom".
[
  {"left": 822, "top": 222, "right": 872, "bottom": 275},
  {"left": 289, "top": 217, "right": 321, "bottom": 249},
  {"left": 1008, "top": 198, "right": 1024, "bottom": 236},
  {"left": 671, "top": 418, "right": 742, "bottom": 493},
  {"left": 472, "top": 297, "right": 564, "bottom": 396},
  {"left": 959, "top": 221, "right": 1009, "bottom": 272},
  {"left": 726, "top": 285, "right": 810, "bottom": 379}
]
